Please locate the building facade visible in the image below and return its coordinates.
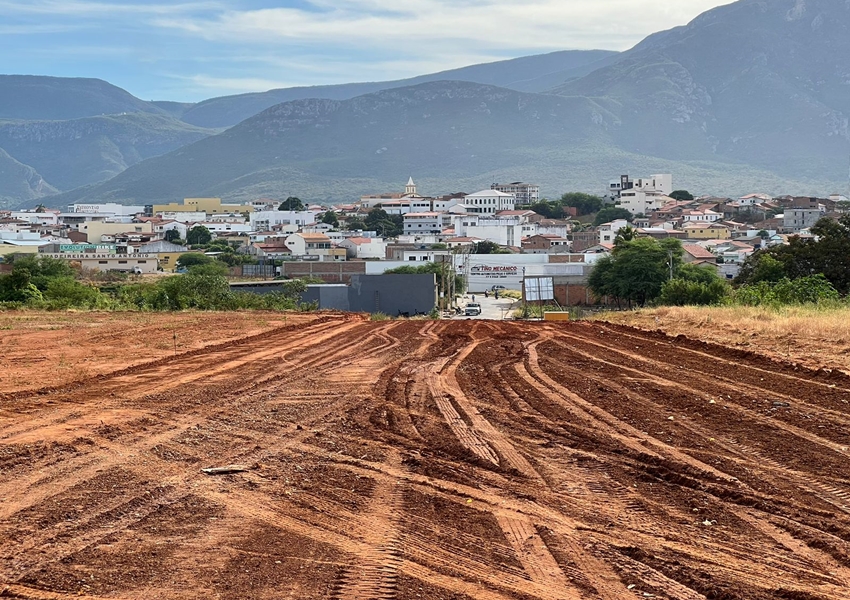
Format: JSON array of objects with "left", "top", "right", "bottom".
[{"left": 490, "top": 182, "right": 540, "bottom": 205}]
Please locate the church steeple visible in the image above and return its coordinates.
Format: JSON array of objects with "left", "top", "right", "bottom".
[{"left": 405, "top": 177, "right": 416, "bottom": 196}]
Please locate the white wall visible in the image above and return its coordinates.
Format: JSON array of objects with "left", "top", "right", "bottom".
[{"left": 250, "top": 210, "right": 316, "bottom": 229}]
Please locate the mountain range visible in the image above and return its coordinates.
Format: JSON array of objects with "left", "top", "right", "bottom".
[{"left": 2, "top": 0, "right": 849, "bottom": 209}]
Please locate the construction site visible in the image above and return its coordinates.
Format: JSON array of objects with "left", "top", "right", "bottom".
[{"left": 2, "top": 312, "right": 850, "bottom": 599}]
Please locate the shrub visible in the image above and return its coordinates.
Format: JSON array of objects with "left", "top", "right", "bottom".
[
  {"left": 659, "top": 279, "right": 729, "bottom": 306},
  {"left": 734, "top": 274, "right": 840, "bottom": 306}
]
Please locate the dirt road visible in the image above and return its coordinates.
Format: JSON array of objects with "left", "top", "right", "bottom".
[{"left": 3, "top": 316, "right": 850, "bottom": 599}]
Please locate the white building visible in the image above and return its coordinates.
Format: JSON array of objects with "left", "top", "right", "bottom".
[
  {"left": 338, "top": 237, "right": 388, "bottom": 260},
  {"left": 597, "top": 219, "right": 630, "bottom": 245},
  {"left": 490, "top": 182, "right": 539, "bottom": 205},
  {"left": 682, "top": 210, "right": 722, "bottom": 222},
  {"left": 463, "top": 190, "right": 516, "bottom": 215},
  {"left": 403, "top": 212, "right": 444, "bottom": 235},
  {"left": 250, "top": 210, "right": 316, "bottom": 230},
  {"left": 151, "top": 220, "right": 188, "bottom": 239},
  {"left": 197, "top": 221, "right": 253, "bottom": 235},
  {"left": 607, "top": 174, "right": 673, "bottom": 214},
  {"left": 618, "top": 190, "right": 671, "bottom": 215},
  {"left": 452, "top": 214, "right": 536, "bottom": 247},
  {"left": 10, "top": 210, "right": 60, "bottom": 226},
  {"left": 284, "top": 232, "right": 345, "bottom": 261},
  {"left": 157, "top": 211, "right": 208, "bottom": 223},
  {"left": 68, "top": 203, "right": 146, "bottom": 216}
]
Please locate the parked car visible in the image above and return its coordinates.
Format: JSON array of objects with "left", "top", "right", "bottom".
[
  {"left": 464, "top": 302, "right": 482, "bottom": 316},
  {"left": 490, "top": 285, "right": 506, "bottom": 291}
]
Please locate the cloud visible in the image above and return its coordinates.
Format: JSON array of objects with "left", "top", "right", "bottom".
[
  {"left": 180, "top": 74, "right": 302, "bottom": 93},
  {"left": 155, "top": 0, "right": 732, "bottom": 52},
  {"left": 0, "top": 0, "right": 223, "bottom": 16}
]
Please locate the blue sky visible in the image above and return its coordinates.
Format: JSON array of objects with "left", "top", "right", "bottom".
[{"left": 0, "top": 0, "right": 732, "bottom": 102}]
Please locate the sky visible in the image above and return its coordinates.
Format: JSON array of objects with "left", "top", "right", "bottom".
[{"left": 0, "top": 0, "right": 733, "bottom": 103}]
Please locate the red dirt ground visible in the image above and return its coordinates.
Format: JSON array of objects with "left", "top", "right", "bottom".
[{"left": 3, "top": 314, "right": 850, "bottom": 599}]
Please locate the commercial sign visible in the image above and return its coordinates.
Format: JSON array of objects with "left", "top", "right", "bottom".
[
  {"left": 59, "top": 244, "right": 116, "bottom": 254},
  {"left": 469, "top": 264, "right": 518, "bottom": 278},
  {"left": 45, "top": 253, "right": 154, "bottom": 260}
]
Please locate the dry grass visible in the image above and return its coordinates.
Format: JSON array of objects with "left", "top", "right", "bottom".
[{"left": 592, "top": 304, "right": 850, "bottom": 373}]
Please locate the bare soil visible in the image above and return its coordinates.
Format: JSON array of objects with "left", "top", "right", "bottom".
[{"left": 3, "top": 314, "right": 850, "bottom": 599}]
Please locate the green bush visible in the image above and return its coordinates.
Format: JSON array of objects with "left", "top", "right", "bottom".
[
  {"left": 659, "top": 278, "right": 730, "bottom": 306},
  {"left": 734, "top": 274, "right": 840, "bottom": 306},
  {"left": 43, "top": 278, "right": 108, "bottom": 310}
]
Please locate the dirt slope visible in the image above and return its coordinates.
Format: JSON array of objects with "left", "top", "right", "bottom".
[{"left": 3, "top": 316, "right": 850, "bottom": 599}]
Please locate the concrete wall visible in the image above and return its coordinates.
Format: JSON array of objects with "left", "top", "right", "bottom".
[
  {"left": 348, "top": 274, "right": 436, "bottom": 315},
  {"left": 230, "top": 273, "right": 437, "bottom": 315},
  {"left": 301, "top": 285, "right": 350, "bottom": 311}
]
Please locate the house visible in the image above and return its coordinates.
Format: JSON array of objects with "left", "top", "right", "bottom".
[
  {"left": 709, "top": 240, "right": 757, "bottom": 264},
  {"left": 522, "top": 234, "right": 570, "bottom": 254},
  {"left": 682, "top": 244, "right": 718, "bottom": 266},
  {"left": 582, "top": 243, "right": 614, "bottom": 255},
  {"left": 681, "top": 222, "right": 730, "bottom": 240},
  {"left": 79, "top": 220, "right": 154, "bottom": 244},
  {"left": 444, "top": 237, "right": 481, "bottom": 249},
  {"left": 682, "top": 209, "right": 722, "bottom": 222},
  {"left": 158, "top": 220, "right": 188, "bottom": 240},
  {"left": 284, "top": 232, "right": 346, "bottom": 261},
  {"left": 597, "top": 219, "right": 630, "bottom": 245},
  {"left": 338, "top": 236, "right": 387, "bottom": 260},
  {"left": 247, "top": 241, "right": 292, "bottom": 260}
]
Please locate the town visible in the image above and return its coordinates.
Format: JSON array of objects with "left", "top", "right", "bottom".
[{"left": 1, "top": 174, "right": 846, "bottom": 312}]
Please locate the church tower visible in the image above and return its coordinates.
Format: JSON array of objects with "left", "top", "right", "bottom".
[{"left": 405, "top": 177, "right": 417, "bottom": 196}]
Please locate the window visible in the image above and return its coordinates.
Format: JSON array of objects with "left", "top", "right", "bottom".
[
  {"left": 137, "top": 260, "right": 147, "bottom": 264},
  {"left": 118, "top": 260, "right": 127, "bottom": 264},
  {"left": 98, "top": 260, "right": 108, "bottom": 264}
]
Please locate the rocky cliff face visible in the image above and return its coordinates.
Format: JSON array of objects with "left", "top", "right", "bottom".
[
  {"left": 553, "top": 0, "right": 850, "bottom": 180},
  {"left": 0, "top": 114, "right": 213, "bottom": 191},
  {"left": 0, "top": 148, "right": 57, "bottom": 207}
]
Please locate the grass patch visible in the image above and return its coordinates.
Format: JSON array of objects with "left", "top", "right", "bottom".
[{"left": 591, "top": 304, "right": 850, "bottom": 371}]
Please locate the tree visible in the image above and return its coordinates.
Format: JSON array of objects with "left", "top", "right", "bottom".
[
  {"left": 7, "top": 255, "right": 75, "bottom": 291},
  {"left": 587, "top": 237, "right": 683, "bottom": 307},
  {"left": 164, "top": 229, "right": 182, "bottom": 243},
  {"left": 186, "top": 225, "right": 212, "bottom": 246},
  {"left": 613, "top": 225, "right": 636, "bottom": 247},
  {"left": 473, "top": 240, "right": 510, "bottom": 254},
  {"left": 345, "top": 217, "right": 366, "bottom": 231},
  {"left": 176, "top": 253, "right": 214, "bottom": 269},
  {"left": 279, "top": 197, "right": 305, "bottom": 211},
  {"left": 364, "top": 208, "right": 402, "bottom": 237},
  {"left": 593, "top": 207, "right": 633, "bottom": 226},
  {"left": 529, "top": 201, "right": 565, "bottom": 220},
  {"left": 670, "top": 190, "right": 694, "bottom": 201},
  {"left": 321, "top": 211, "right": 339, "bottom": 227},
  {"left": 187, "top": 262, "right": 230, "bottom": 277},
  {"left": 735, "top": 215, "right": 850, "bottom": 294},
  {"left": 559, "top": 192, "right": 603, "bottom": 216},
  {"left": 659, "top": 264, "right": 730, "bottom": 306}
]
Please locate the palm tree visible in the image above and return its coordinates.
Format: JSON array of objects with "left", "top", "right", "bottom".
[{"left": 614, "top": 225, "right": 637, "bottom": 247}]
